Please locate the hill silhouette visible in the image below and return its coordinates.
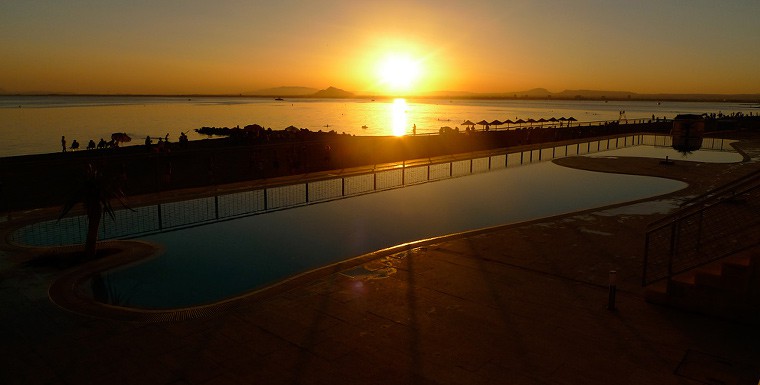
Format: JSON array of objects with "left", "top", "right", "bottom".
[
  {"left": 246, "top": 86, "right": 758, "bottom": 102},
  {"left": 244, "top": 86, "right": 318, "bottom": 97},
  {"left": 311, "top": 86, "right": 355, "bottom": 98}
]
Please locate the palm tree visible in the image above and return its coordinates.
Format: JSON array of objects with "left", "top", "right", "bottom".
[{"left": 59, "top": 163, "right": 128, "bottom": 260}]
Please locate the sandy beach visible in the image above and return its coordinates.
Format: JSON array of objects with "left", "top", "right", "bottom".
[{"left": 1, "top": 128, "right": 759, "bottom": 384}]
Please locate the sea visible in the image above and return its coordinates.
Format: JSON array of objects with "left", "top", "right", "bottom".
[{"left": 0, "top": 95, "right": 756, "bottom": 158}]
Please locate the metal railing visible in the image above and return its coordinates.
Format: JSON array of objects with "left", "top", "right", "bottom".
[
  {"left": 10, "top": 133, "right": 733, "bottom": 248},
  {"left": 642, "top": 170, "right": 760, "bottom": 286}
]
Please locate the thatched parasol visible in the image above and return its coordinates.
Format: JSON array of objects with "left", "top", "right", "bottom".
[{"left": 111, "top": 132, "right": 131, "bottom": 143}]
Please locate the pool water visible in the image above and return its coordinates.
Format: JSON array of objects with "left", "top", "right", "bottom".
[
  {"left": 593, "top": 145, "right": 742, "bottom": 163},
  {"left": 93, "top": 160, "right": 688, "bottom": 308}
]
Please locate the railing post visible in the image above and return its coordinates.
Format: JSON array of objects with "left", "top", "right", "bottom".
[
  {"left": 402, "top": 161, "right": 405, "bottom": 185},
  {"left": 696, "top": 208, "right": 704, "bottom": 250},
  {"left": 157, "top": 203, "right": 163, "bottom": 231},
  {"left": 643, "top": 232, "right": 650, "bottom": 286},
  {"left": 668, "top": 221, "right": 678, "bottom": 277},
  {"left": 214, "top": 195, "right": 219, "bottom": 220}
]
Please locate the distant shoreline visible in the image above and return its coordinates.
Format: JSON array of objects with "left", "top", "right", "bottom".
[{"left": 2, "top": 93, "right": 759, "bottom": 104}]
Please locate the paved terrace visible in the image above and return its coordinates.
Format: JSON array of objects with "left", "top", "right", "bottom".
[{"left": 1, "top": 131, "right": 759, "bottom": 385}]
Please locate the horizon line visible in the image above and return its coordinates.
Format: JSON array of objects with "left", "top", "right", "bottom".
[{"left": 2, "top": 91, "right": 760, "bottom": 103}]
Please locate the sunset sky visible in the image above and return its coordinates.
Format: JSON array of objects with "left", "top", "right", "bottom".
[{"left": 1, "top": 0, "right": 759, "bottom": 96}]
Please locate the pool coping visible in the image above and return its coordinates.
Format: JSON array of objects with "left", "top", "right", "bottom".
[
  {"left": 27, "top": 133, "right": 760, "bottom": 322},
  {"left": 45, "top": 187, "right": 700, "bottom": 323}
]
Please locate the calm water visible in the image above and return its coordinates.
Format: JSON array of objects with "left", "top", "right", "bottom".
[
  {"left": 96, "top": 160, "right": 688, "bottom": 309},
  {"left": 0, "top": 95, "right": 755, "bottom": 157}
]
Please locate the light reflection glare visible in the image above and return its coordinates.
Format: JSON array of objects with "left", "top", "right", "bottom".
[{"left": 391, "top": 98, "right": 408, "bottom": 136}]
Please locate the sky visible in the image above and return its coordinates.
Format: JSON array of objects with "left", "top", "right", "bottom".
[{"left": 1, "top": 0, "right": 759, "bottom": 96}]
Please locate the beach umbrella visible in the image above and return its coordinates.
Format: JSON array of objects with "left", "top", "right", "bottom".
[
  {"left": 502, "top": 119, "right": 514, "bottom": 128},
  {"left": 537, "top": 118, "right": 547, "bottom": 127},
  {"left": 515, "top": 119, "right": 526, "bottom": 127},
  {"left": 527, "top": 118, "right": 536, "bottom": 127},
  {"left": 489, "top": 119, "right": 502, "bottom": 129},
  {"left": 111, "top": 132, "right": 131, "bottom": 143},
  {"left": 567, "top": 117, "right": 577, "bottom": 126},
  {"left": 558, "top": 117, "right": 567, "bottom": 127},
  {"left": 476, "top": 120, "right": 490, "bottom": 130},
  {"left": 462, "top": 120, "right": 475, "bottom": 127}
]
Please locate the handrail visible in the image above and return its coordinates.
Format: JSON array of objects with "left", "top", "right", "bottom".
[
  {"left": 642, "top": 169, "right": 760, "bottom": 286},
  {"left": 11, "top": 133, "right": 651, "bottom": 247},
  {"left": 647, "top": 168, "right": 760, "bottom": 231}
]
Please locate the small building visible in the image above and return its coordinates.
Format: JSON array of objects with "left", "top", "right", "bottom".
[{"left": 671, "top": 114, "right": 705, "bottom": 153}]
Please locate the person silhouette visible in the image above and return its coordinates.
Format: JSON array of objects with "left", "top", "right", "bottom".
[
  {"left": 61, "top": 136, "right": 67, "bottom": 152},
  {"left": 70, "top": 140, "right": 79, "bottom": 151}
]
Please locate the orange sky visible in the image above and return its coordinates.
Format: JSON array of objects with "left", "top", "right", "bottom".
[{"left": 1, "top": 0, "right": 759, "bottom": 96}]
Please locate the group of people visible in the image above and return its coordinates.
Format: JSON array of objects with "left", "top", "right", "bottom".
[
  {"left": 61, "top": 136, "right": 116, "bottom": 152},
  {"left": 144, "top": 132, "right": 189, "bottom": 152},
  {"left": 61, "top": 132, "right": 189, "bottom": 153}
]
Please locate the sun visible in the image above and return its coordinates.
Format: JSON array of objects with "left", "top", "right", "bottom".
[{"left": 377, "top": 54, "right": 422, "bottom": 94}]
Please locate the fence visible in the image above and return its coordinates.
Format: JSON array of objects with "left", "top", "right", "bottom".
[
  {"left": 9, "top": 134, "right": 735, "bottom": 247},
  {"left": 642, "top": 169, "right": 760, "bottom": 285}
]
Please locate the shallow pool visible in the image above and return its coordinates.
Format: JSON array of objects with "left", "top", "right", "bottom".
[
  {"left": 93, "top": 160, "right": 688, "bottom": 309},
  {"left": 592, "top": 144, "right": 742, "bottom": 163}
]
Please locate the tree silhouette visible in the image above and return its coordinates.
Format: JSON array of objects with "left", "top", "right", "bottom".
[{"left": 59, "top": 163, "right": 128, "bottom": 260}]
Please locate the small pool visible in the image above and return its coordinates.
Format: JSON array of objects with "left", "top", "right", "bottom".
[
  {"left": 90, "top": 160, "right": 688, "bottom": 309},
  {"left": 592, "top": 144, "right": 742, "bottom": 163}
]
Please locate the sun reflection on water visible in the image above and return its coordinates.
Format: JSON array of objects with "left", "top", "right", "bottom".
[{"left": 390, "top": 98, "right": 408, "bottom": 136}]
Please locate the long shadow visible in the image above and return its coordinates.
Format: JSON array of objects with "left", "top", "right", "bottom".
[
  {"left": 405, "top": 250, "right": 424, "bottom": 383},
  {"left": 22, "top": 247, "right": 120, "bottom": 270}
]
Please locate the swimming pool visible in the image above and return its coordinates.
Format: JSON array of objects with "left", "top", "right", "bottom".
[
  {"left": 90, "top": 160, "right": 689, "bottom": 309},
  {"left": 593, "top": 138, "right": 742, "bottom": 163}
]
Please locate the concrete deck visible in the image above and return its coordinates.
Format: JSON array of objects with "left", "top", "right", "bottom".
[{"left": 2, "top": 132, "right": 760, "bottom": 385}]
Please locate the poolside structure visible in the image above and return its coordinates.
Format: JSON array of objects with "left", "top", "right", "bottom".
[{"left": 671, "top": 114, "right": 706, "bottom": 153}]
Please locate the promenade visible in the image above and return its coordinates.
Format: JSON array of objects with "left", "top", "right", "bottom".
[{"left": 1, "top": 130, "right": 759, "bottom": 384}]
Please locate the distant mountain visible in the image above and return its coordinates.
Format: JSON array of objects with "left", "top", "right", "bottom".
[
  {"left": 423, "top": 90, "right": 479, "bottom": 98},
  {"left": 244, "top": 86, "right": 319, "bottom": 97},
  {"left": 243, "top": 86, "right": 355, "bottom": 98},
  {"left": 555, "top": 89, "right": 760, "bottom": 102},
  {"left": 556, "top": 89, "right": 637, "bottom": 99},
  {"left": 422, "top": 88, "right": 760, "bottom": 102},
  {"left": 499, "top": 88, "right": 555, "bottom": 98},
  {"left": 311, "top": 86, "right": 355, "bottom": 98}
]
